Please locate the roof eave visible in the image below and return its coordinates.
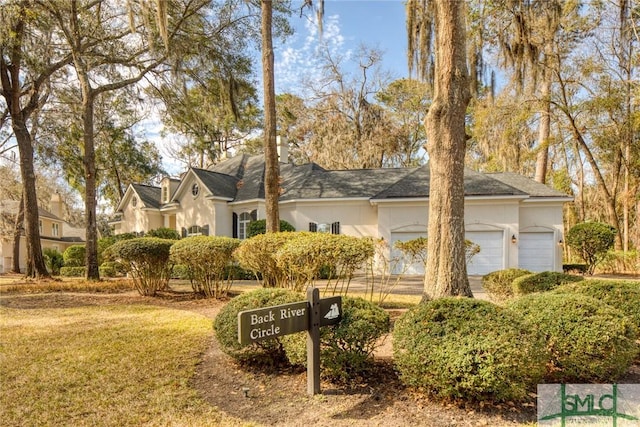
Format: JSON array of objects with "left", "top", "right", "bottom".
[
  {"left": 522, "top": 196, "right": 574, "bottom": 203},
  {"left": 205, "top": 195, "right": 234, "bottom": 202}
]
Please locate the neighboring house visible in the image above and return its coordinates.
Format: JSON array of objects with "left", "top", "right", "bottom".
[
  {"left": 110, "top": 150, "right": 572, "bottom": 275},
  {"left": 0, "top": 193, "right": 85, "bottom": 273}
]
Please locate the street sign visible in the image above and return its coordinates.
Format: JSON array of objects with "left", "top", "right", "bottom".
[
  {"left": 236, "top": 289, "right": 342, "bottom": 396},
  {"left": 237, "top": 301, "right": 308, "bottom": 346}
]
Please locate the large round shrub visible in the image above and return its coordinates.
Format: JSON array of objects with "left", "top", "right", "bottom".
[
  {"left": 508, "top": 293, "right": 638, "bottom": 383},
  {"left": 512, "top": 271, "right": 584, "bottom": 295},
  {"left": 282, "top": 297, "right": 390, "bottom": 382},
  {"left": 103, "top": 237, "right": 174, "bottom": 296},
  {"left": 481, "top": 268, "right": 531, "bottom": 302},
  {"left": 213, "top": 288, "right": 304, "bottom": 365},
  {"left": 63, "top": 244, "right": 86, "bottom": 267},
  {"left": 552, "top": 280, "right": 640, "bottom": 330},
  {"left": 234, "top": 232, "right": 296, "bottom": 287},
  {"left": 170, "top": 236, "right": 240, "bottom": 298},
  {"left": 393, "top": 298, "right": 546, "bottom": 402},
  {"left": 566, "top": 221, "right": 617, "bottom": 274}
]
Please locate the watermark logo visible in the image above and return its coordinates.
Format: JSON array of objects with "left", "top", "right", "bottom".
[{"left": 538, "top": 384, "right": 640, "bottom": 426}]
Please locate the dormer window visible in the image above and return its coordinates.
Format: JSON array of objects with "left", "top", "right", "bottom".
[
  {"left": 191, "top": 183, "right": 199, "bottom": 197},
  {"left": 162, "top": 186, "right": 168, "bottom": 203}
]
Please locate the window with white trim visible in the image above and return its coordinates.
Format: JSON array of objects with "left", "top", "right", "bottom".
[
  {"left": 238, "top": 212, "right": 251, "bottom": 240},
  {"left": 309, "top": 222, "right": 340, "bottom": 234},
  {"left": 52, "top": 223, "right": 59, "bottom": 237},
  {"left": 132, "top": 196, "right": 138, "bottom": 207},
  {"left": 187, "top": 225, "right": 202, "bottom": 236},
  {"left": 191, "top": 183, "right": 199, "bottom": 197}
]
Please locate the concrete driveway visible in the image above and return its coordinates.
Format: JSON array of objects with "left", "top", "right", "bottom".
[
  {"left": 339, "top": 275, "right": 488, "bottom": 300},
  {"left": 232, "top": 275, "right": 488, "bottom": 300}
]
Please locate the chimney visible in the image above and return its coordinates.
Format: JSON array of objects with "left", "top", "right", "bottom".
[
  {"left": 277, "top": 135, "right": 288, "bottom": 163},
  {"left": 50, "top": 192, "right": 63, "bottom": 219}
]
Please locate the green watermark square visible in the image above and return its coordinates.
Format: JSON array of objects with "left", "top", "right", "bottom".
[{"left": 538, "top": 384, "right": 640, "bottom": 426}]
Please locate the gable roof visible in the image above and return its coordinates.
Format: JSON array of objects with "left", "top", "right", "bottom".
[
  {"left": 191, "top": 168, "right": 240, "bottom": 200},
  {"left": 132, "top": 184, "right": 161, "bottom": 209}
]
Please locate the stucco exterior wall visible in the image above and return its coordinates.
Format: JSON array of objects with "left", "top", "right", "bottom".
[
  {"left": 175, "top": 190, "right": 215, "bottom": 232},
  {"left": 281, "top": 200, "right": 378, "bottom": 237},
  {"left": 119, "top": 201, "right": 162, "bottom": 234}
]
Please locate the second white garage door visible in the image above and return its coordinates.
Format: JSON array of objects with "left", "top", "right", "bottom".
[
  {"left": 519, "top": 232, "right": 555, "bottom": 272},
  {"left": 465, "top": 230, "right": 505, "bottom": 275}
]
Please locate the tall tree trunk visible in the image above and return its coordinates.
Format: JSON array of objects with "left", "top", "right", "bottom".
[
  {"left": 534, "top": 61, "right": 551, "bottom": 183},
  {"left": 261, "top": 0, "right": 280, "bottom": 233},
  {"left": 423, "top": 0, "right": 472, "bottom": 300},
  {"left": 0, "top": 7, "right": 50, "bottom": 280},
  {"left": 13, "top": 122, "right": 50, "bottom": 278},
  {"left": 11, "top": 194, "right": 24, "bottom": 273},
  {"left": 82, "top": 92, "right": 100, "bottom": 280}
]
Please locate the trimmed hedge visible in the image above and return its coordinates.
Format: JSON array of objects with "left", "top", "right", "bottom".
[
  {"left": 146, "top": 227, "right": 181, "bottom": 240},
  {"left": 553, "top": 279, "right": 640, "bottom": 329},
  {"left": 282, "top": 297, "right": 390, "bottom": 382},
  {"left": 481, "top": 268, "right": 531, "bottom": 302},
  {"left": 60, "top": 266, "right": 86, "bottom": 277},
  {"left": 170, "top": 236, "right": 240, "bottom": 298},
  {"left": 213, "top": 288, "right": 304, "bottom": 365},
  {"left": 512, "top": 271, "right": 584, "bottom": 295},
  {"left": 393, "top": 298, "right": 546, "bottom": 402},
  {"left": 508, "top": 293, "right": 638, "bottom": 383},
  {"left": 234, "top": 232, "right": 295, "bottom": 287},
  {"left": 103, "top": 237, "right": 174, "bottom": 296},
  {"left": 234, "top": 232, "right": 375, "bottom": 291},
  {"left": 63, "top": 245, "right": 86, "bottom": 267},
  {"left": 247, "top": 219, "right": 295, "bottom": 238}
]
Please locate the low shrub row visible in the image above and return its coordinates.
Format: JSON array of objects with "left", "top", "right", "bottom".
[
  {"left": 213, "top": 280, "right": 639, "bottom": 404},
  {"left": 482, "top": 269, "right": 584, "bottom": 302}
]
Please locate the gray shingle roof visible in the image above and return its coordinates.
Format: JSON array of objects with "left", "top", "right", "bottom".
[
  {"left": 142, "top": 157, "right": 570, "bottom": 206},
  {"left": 192, "top": 168, "right": 240, "bottom": 200},
  {"left": 281, "top": 167, "right": 411, "bottom": 200},
  {"left": 488, "top": 172, "right": 571, "bottom": 198},
  {"left": 132, "top": 184, "right": 161, "bottom": 209},
  {"left": 372, "top": 164, "right": 529, "bottom": 199}
]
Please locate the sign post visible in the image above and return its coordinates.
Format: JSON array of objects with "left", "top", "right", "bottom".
[
  {"left": 307, "top": 288, "right": 321, "bottom": 395},
  {"left": 237, "top": 288, "right": 342, "bottom": 396}
]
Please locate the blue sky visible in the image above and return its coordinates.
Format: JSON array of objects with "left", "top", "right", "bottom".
[
  {"left": 148, "top": 1, "right": 411, "bottom": 176},
  {"left": 274, "top": 0, "right": 410, "bottom": 92}
]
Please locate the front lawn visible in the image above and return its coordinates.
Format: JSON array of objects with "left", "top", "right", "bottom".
[{"left": 0, "top": 304, "right": 238, "bottom": 426}]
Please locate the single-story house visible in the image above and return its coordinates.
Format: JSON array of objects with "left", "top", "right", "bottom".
[
  {"left": 110, "top": 150, "right": 572, "bottom": 275},
  {"left": 0, "top": 193, "right": 85, "bottom": 273}
]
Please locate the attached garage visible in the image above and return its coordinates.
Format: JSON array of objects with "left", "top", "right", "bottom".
[
  {"left": 519, "top": 232, "right": 555, "bottom": 272},
  {"left": 465, "top": 230, "right": 504, "bottom": 275}
]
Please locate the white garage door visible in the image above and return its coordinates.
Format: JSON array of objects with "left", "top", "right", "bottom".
[
  {"left": 519, "top": 232, "right": 554, "bottom": 272},
  {"left": 465, "top": 231, "right": 504, "bottom": 275},
  {"left": 390, "top": 232, "right": 427, "bottom": 275}
]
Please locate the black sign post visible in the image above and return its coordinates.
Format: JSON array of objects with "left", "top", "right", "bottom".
[{"left": 237, "top": 288, "right": 342, "bottom": 395}]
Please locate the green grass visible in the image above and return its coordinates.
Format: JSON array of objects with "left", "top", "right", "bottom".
[
  {"left": 0, "top": 304, "right": 240, "bottom": 426},
  {"left": 0, "top": 278, "right": 135, "bottom": 294}
]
